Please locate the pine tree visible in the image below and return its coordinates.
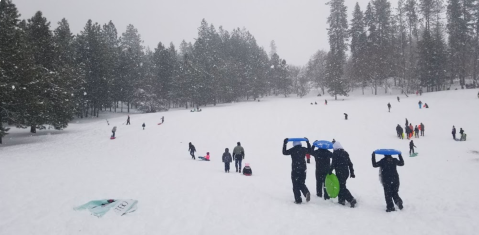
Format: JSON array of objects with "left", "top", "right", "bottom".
[
  {"left": 349, "top": 2, "right": 369, "bottom": 94},
  {"left": 325, "top": 0, "right": 350, "bottom": 99}
]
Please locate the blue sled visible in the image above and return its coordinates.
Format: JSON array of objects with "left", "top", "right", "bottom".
[
  {"left": 287, "top": 138, "right": 308, "bottom": 142},
  {"left": 313, "top": 140, "right": 334, "bottom": 149},
  {"left": 374, "top": 149, "right": 402, "bottom": 155}
]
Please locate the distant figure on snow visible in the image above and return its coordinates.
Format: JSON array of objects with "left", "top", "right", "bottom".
[
  {"left": 409, "top": 140, "right": 416, "bottom": 155},
  {"left": 222, "top": 148, "right": 232, "bottom": 173},
  {"left": 405, "top": 118, "right": 409, "bottom": 127},
  {"left": 388, "top": 103, "right": 391, "bottom": 112},
  {"left": 418, "top": 101, "right": 422, "bottom": 109},
  {"left": 372, "top": 152, "right": 404, "bottom": 212},
  {"left": 188, "top": 142, "right": 196, "bottom": 160},
  {"left": 142, "top": 123, "right": 145, "bottom": 130},
  {"left": 126, "top": 115, "right": 130, "bottom": 125},
  {"left": 397, "top": 96, "right": 400, "bottom": 102},
  {"left": 409, "top": 124, "right": 414, "bottom": 139},
  {"left": 283, "top": 138, "right": 311, "bottom": 204},
  {"left": 424, "top": 103, "right": 429, "bottom": 108},
  {"left": 396, "top": 124, "right": 403, "bottom": 139},
  {"left": 198, "top": 152, "right": 210, "bottom": 161},
  {"left": 344, "top": 113, "right": 348, "bottom": 120},
  {"left": 161, "top": 116, "right": 164, "bottom": 124},
  {"left": 330, "top": 142, "right": 357, "bottom": 208},
  {"left": 420, "top": 123, "right": 425, "bottom": 136},
  {"left": 405, "top": 125, "right": 410, "bottom": 139},
  {"left": 315, "top": 102, "right": 317, "bottom": 105},
  {"left": 452, "top": 126, "right": 457, "bottom": 140},
  {"left": 243, "top": 163, "right": 252, "bottom": 176},
  {"left": 111, "top": 126, "right": 117, "bottom": 138},
  {"left": 233, "top": 142, "right": 245, "bottom": 173},
  {"left": 459, "top": 128, "right": 465, "bottom": 141},
  {"left": 414, "top": 125, "right": 419, "bottom": 138},
  {"left": 325, "top": 99, "right": 328, "bottom": 105}
]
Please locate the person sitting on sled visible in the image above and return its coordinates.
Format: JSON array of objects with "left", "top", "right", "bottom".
[
  {"left": 198, "top": 152, "right": 210, "bottom": 161},
  {"left": 243, "top": 163, "right": 252, "bottom": 176}
]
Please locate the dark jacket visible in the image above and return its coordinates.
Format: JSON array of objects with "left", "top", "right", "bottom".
[
  {"left": 409, "top": 141, "right": 416, "bottom": 148},
  {"left": 420, "top": 123, "right": 424, "bottom": 131},
  {"left": 222, "top": 152, "right": 232, "bottom": 163},
  {"left": 414, "top": 126, "right": 419, "bottom": 133},
  {"left": 311, "top": 146, "right": 332, "bottom": 173},
  {"left": 388, "top": 103, "right": 391, "bottom": 108},
  {"left": 243, "top": 166, "right": 252, "bottom": 175},
  {"left": 405, "top": 126, "right": 410, "bottom": 134},
  {"left": 372, "top": 153, "right": 404, "bottom": 183},
  {"left": 396, "top": 125, "right": 402, "bottom": 133},
  {"left": 330, "top": 149, "right": 354, "bottom": 176},
  {"left": 452, "top": 127, "right": 456, "bottom": 134},
  {"left": 460, "top": 129, "right": 464, "bottom": 135},
  {"left": 283, "top": 142, "right": 311, "bottom": 171},
  {"left": 189, "top": 144, "right": 196, "bottom": 152}
]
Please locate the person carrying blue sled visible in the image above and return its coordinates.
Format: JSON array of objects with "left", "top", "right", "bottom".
[{"left": 372, "top": 150, "right": 404, "bottom": 212}]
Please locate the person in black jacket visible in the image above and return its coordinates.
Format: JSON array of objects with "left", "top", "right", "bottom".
[
  {"left": 329, "top": 142, "right": 357, "bottom": 208},
  {"left": 283, "top": 138, "right": 311, "bottom": 204},
  {"left": 409, "top": 140, "right": 416, "bottom": 155},
  {"left": 188, "top": 142, "right": 196, "bottom": 160},
  {"left": 372, "top": 152, "right": 404, "bottom": 212},
  {"left": 452, "top": 126, "right": 456, "bottom": 140},
  {"left": 311, "top": 144, "right": 332, "bottom": 199},
  {"left": 459, "top": 128, "right": 464, "bottom": 140},
  {"left": 396, "top": 124, "right": 401, "bottom": 138},
  {"left": 405, "top": 125, "right": 410, "bottom": 139},
  {"left": 414, "top": 125, "right": 419, "bottom": 138},
  {"left": 387, "top": 103, "right": 391, "bottom": 112},
  {"left": 420, "top": 123, "right": 425, "bottom": 136}
]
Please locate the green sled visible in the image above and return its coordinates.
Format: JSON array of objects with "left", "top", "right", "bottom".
[
  {"left": 410, "top": 153, "right": 418, "bottom": 157},
  {"left": 325, "top": 173, "right": 340, "bottom": 198}
]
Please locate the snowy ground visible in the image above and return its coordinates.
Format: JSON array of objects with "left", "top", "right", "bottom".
[{"left": 1, "top": 89, "right": 478, "bottom": 235}]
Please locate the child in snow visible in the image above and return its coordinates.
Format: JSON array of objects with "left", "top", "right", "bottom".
[
  {"left": 126, "top": 115, "right": 130, "bottom": 125},
  {"left": 459, "top": 128, "right": 465, "bottom": 141},
  {"left": 424, "top": 103, "right": 429, "bottom": 108},
  {"left": 161, "top": 116, "right": 164, "bottom": 124},
  {"left": 387, "top": 103, "right": 391, "bottom": 112},
  {"left": 344, "top": 113, "right": 348, "bottom": 120},
  {"left": 409, "top": 124, "right": 414, "bottom": 139},
  {"left": 452, "top": 126, "right": 457, "bottom": 140},
  {"left": 372, "top": 152, "right": 404, "bottom": 212},
  {"left": 325, "top": 99, "right": 328, "bottom": 105},
  {"left": 418, "top": 101, "right": 422, "bottom": 109},
  {"left": 397, "top": 96, "right": 400, "bottom": 102},
  {"left": 329, "top": 142, "right": 357, "bottom": 208},
  {"left": 409, "top": 140, "right": 416, "bottom": 155},
  {"left": 188, "top": 142, "right": 196, "bottom": 160},
  {"left": 283, "top": 138, "right": 311, "bottom": 204},
  {"left": 243, "top": 163, "right": 252, "bottom": 176},
  {"left": 198, "top": 152, "right": 210, "bottom": 161},
  {"left": 222, "top": 148, "right": 232, "bottom": 173},
  {"left": 414, "top": 125, "right": 419, "bottom": 138},
  {"left": 111, "top": 126, "right": 117, "bottom": 138},
  {"left": 420, "top": 123, "right": 425, "bottom": 136},
  {"left": 142, "top": 123, "right": 145, "bottom": 130}
]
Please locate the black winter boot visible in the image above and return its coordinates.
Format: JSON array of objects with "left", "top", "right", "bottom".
[
  {"left": 386, "top": 207, "right": 396, "bottom": 212},
  {"left": 350, "top": 199, "right": 357, "bottom": 208}
]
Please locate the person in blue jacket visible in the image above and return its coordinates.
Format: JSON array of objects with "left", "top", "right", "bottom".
[{"left": 372, "top": 152, "right": 404, "bottom": 212}]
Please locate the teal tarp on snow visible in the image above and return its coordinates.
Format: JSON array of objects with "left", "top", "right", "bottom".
[{"left": 74, "top": 199, "right": 138, "bottom": 217}]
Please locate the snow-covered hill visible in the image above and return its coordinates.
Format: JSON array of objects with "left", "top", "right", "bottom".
[{"left": 1, "top": 89, "right": 478, "bottom": 235}]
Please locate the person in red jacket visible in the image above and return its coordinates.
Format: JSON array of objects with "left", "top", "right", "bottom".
[{"left": 198, "top": 152, "right": 210, "bottom": 161}]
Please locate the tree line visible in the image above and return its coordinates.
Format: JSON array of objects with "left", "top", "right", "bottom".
[
  {"left": 306, "top": 0, "right": 479, "bottom": 99},
  {"left": 0, "top": 0, "right": 301, "bottom": 143}
]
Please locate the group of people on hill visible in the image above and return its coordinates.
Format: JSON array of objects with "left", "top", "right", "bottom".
[
  {"left": 188, "top": 142, "right": 252, "bottom": 175},
  {"left": 109, "top": 115, "right": 165, "bottom": 138},
  {"left": 396, "top": 119, "right": 424, "bottom": 140},
  {"left": 452, "top": 126, "right": 467, "bottom": 141}
]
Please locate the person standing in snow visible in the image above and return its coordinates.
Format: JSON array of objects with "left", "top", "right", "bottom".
[
  {"left": 222, "top": 148, "right": 232, "bottom": 173},
  {"left": 396, "top": 124, "right": 402, "bottom": 139},
  {"left": 409, "top": 140, "right": 416, "bottom": 155},
  {"left": 344, "top": 113, "right": 348, "bottom": 120},
  {"left": 142, "top": 123, "right": 145, "bottom": 130},
  {"left": 414, "top": 125, "right": 419, "bottom": 138},
  {"left": 405, "top": 118, "right": 409, "bottom": 127},
  {"left": 111, "top": 126, "right": 117, "bottom": 138},
  {"left": 233, "top": 142, "right": 245, "bottom": 173},
  {"left": 188, "top": 142, "right": 196, "bottom": 160},
  {"left": 405, "top": 125, "right": 410, "bottom": 139},
  {"left": 420, "top": 123, "right": 425, "bottom": 136},
  {"left": 397, "top": 96, "right": 400, "bottom": 102},
  {"left": 283, "top": 138, "right": 311, "bottom": 204},
  {"left": 161, "top": 116, "right": 164, "bottom": 124},
  {"left": 387, "top": 103, "right": 391, "bottom": 112},
  {"left": 418, "top": 101, "right": 422, "bottom": 109},
  {"left": 126, "top": 115, "right": 130, "bottom": 125},
  {"left": 452, "top": 126, "right": 457, "bottom": 140},
  {"left": 325, "top": 99, "right": 328, "bottom": 105},
  {"left": 329, "top": 142, "right": 357, "bottom": 208},
  {"left": 459, "top": 128, "right": 465, "bottom": 141},
  {"left": 409, "top": 124, "right": 414, "bottom": 139},
  {"left": 311, "top": 143, "right": 332, "bottom": 199},
  {"left": 372, "top": 152, "right": 404, "bottom": 212}
]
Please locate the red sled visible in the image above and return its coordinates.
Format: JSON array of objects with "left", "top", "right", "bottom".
[
  {"left": 110, "top": 137, "right": 116, "bottom": 140},
  {"left": 243, "top": 174, "right": 252, "bottom": 176},
  {"left": 157, "top": 123, "right": 162, "bottom": 125}
]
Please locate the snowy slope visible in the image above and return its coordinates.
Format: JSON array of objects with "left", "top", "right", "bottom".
[{"left": 1, "top": 89, "right": 478, "bottom": 235}]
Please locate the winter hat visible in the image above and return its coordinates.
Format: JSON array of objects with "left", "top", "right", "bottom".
[
  {"left": 245, "top": 163, "right": 250, "bottom": 167},
  {"left": 333, "top": 142, "right": 344, "bottom": 150},
  {"left": 225, "top": 148, "right": 229, "bottom": 152},
  {"left": 293, "top": 141, "right": 302, "bottom": 147},
  {"left": 207, "top": 152, "right": 210, "bottom": 155}
]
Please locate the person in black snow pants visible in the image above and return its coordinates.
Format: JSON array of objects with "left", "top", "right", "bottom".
[
  {"left": 126, "top": 115, "right": 130, "bottom": 125},
  {"left": 329, "top": 142, "right": 357, "bottom": 208},
  {"left": 142, "top": 123, "right": 145, "bottom": 130},
  {"left": 396, "top": 124, "right": 402, "bottom": 138},
  {"left": 188, "top": 142, "right": 196, "bottom": 160},
  {"left": 283, "top": 138, "right": 311, "bottom": 204},
  {"left": 111, "top": 126, "right": 117, "bottom": 138},
  {"left": 397, "top": 96, "right": 400, "bottom": 102},
  {"left": 388, "top": 103, "right": 391, "bottom": 112},
  {"left": 344, "top": 113, "right": 348, "bottom": 120},
  {"left": 161, "top": 116, "right": 164, "bottom": 124},
  {"left": 459, "top": 128, "right": 464, "bottom": 140},
  {"left": 409, "top": 140, "right": 416, "bottom": 155},
  {"left": 222, "top": 148, "right": 232, "bottom": 173},
  {"left": 405, "top": 118, "right": 409, "bottom": 127},
  {"left": 405, "top": 125, "right": 410, "bottom": 139},
  {"left": 325, "top": 99, "right": 328, "bottom": 105},
  {"left": 452, "top": 126, "right": 456, "bottom": 140},
  {"left": 311, "top": 144, "right": 332, "bottom": 199},
  {"left": 414, "top": 125, "right": 419, "bottom": 138},
  {"left": 420, "top": 123, "right": 425, "bottom": 136},
  {"left": 372, "top": 152, "right": 404, "bottom": 212}
]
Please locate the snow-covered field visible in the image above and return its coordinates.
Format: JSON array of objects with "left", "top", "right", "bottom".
[{"left": 1, "top": 89, "right": 478, "bottom": 235}]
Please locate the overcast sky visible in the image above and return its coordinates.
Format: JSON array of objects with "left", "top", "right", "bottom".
[{"left": 14, "top": 0, "right": 398, "bottom": 66}]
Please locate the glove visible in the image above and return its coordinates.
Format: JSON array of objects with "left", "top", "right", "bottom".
[
  {"left": 283, "top": 138, "right": 288, "bottom": 144},
  {"left": 351, "top": 174, "right": 355, "bottom": 178},
  {"left": 304, "top": 137, "right": 309, "bottom": 142},
  {"left": 307, "top": 159, "right": 310, "bottom": 164}
]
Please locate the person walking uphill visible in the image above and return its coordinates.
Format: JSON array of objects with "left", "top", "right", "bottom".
[
  {"left": 372, "top": 152, "right": 404, "bottom": 212},
  {"left": 329, "top": 142, "right": 357, "bottom": 208},
  {"left": 388, "top": 103, "right": 391, "bottom": 112},
  {"left": 233, "top": 142, "right": 245, "bottom": 173},
  {"left": 311, "top": 144, "right": 332, "bottom": 199},
  {"left": 452, "top": 126, "right": 457, "bottom": 140},
  {"left": 188, "top": 142, "right": 196, "bottom": 160},
  {"left": 126, "top": 115, "right": 130, "bottom": 125},
  {"left": 409, "top": 140, "right": 416, "bottom": 155},
  {"left": 222, "top": 148, "right": 232, "bottom": 173},
  {"left": 283, "top": 138, "right": 311, "bottom": 204},
  {"left": 111, "top": 126, "right": 117, "bottom": 138}
]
